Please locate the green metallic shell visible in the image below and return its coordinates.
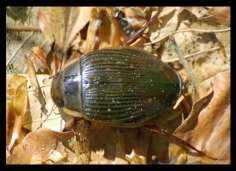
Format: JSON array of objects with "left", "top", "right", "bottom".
[{"left": 77, "top": 48, "right": 182, "bottom": 127}]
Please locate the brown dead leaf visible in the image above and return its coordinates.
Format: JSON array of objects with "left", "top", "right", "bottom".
[
  {"left": 158, "top": 10, "right": 230, "bottom": 97},
  {"left": 208, "top": 7, "right": 230, "bottom": 26},
  {"left": 25, "top": 74, "right": 65, "bottom": 132},
  {"left": 122, "top": 7, "right": 147, "bottom": 29},
  {"left": 38, "top": 7, "right": 93, "bottom": 53},
  {"left": 7, "top": 7, "right": 230, "bottom": 165},
  {"left": 6, "top": 75, "right": 29, "bottom": 151},
  {"left": 169, "top": 71, "right": 230, "bottom": 164},
  {"left": 7, "top": 75, "right": 28, "bottom": 95},
  {"left": 125, "top": 150, "right": 146, "bottom": 164},
  {"left": 47, "top": 149, "right": 67, "bottom": 163},
  {"left": 184, "top": 7, "right": 209, "bottom": 19},
  {"left": 149, "top": 7, "right": 180, "bottom": 47},
  {"left": 13, "top": 80, "right": 28, "bottom": 117},
  {"left": 6, "top": 99, "right": 13, "bottom": 145},
  {"left": 32, "top": 46, "right": 51, "bottom": 74},
  {"left": 158, "top": 7, "right": 178, "bottom": 19},
  {"left": 7, "top": 128, "right": 74, "bottom": 164},
  {"left": 106, "top": 16, "right": 124, "bottom": 48},
  {"left": 31, "top": 45, "right": 61, "bottom": 76},
  {"left": 79, "top": 8, "right": 101, "bottom": 53},
  {"left": 7, "top": 74, "right": 65, "bottom": 133},
  {"left": 50, "top": 52, "right": 62, "bottom": 76},
  {"left": 80, "top": 8, "right": 124, "bottom": 53}
]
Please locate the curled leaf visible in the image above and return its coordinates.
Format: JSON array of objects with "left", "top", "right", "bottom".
[
  {"left": 38, "top": 7, "right": 93, "bottom": 53},
  {"left": 26, "top": 74, "right": 65, "bottom": 132},
  {"left": 6, "top": 75, "right": 29, "bottom": 151},
  {"left": 169, "top": 71, "right": 230, "bottom": 164},
  {"left": 32, "top": 46, "right": 51, "bottom": 73},
  {"left": 7, "top": 128, "right": 74, "bottom": 164},
  {"left": 6, "top": 99, "right": 14, "bottom": 146}
]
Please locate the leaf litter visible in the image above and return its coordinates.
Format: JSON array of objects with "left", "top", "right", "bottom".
[{"left": 6, "top": 7, "right": 230, "bottom": 164}]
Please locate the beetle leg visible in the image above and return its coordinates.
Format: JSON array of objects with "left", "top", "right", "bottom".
[
  {"left": 64, "top": 117, "right": 76, "bottom": 130},
  {"left": 73, "top": 119, "right": 91, "bottom": 164},
  {"left": 144, "top": 124, "right": 218, "bottom": 160},
  {"left": 115, "top": 129, "right": 126, "bottom": 159},
  {"left": 173, "top": 95, "right": 184, "bottom": 110},
  {"left": 126, "top": 10, "right": 160, "bottom": 45},
  {"left": 141, "top": 129, "right": 153, "bottom": 164}
]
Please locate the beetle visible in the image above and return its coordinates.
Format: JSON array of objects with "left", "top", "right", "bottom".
[
  {"left": 50, "top": 47, "right": 217, "bottom": 160},
  {"left": 51, "top": 47, "right": 182, "bottom": 127}
]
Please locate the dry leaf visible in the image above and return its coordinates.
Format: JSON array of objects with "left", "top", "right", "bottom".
[
  {"left": 38, "top": 7, "right": 93, "bottom": 53},
  {"left": 7, "top": 74, "right": 65, "bottom": 132},
  {"left": 26, "top": 74, "right": 65, "bottom": 132},
  {"left": 7, "top": 128, "right": 74, "bottom": 164},
  {"left": 169, "top": 71, "right": 230, "bottom": 164},
  {"left": 13, "top": 79, "right": 29, "bottom": 117},
  {"left": 50, "top": 52, "right": 62, "bottom": 76},
  {"left": 122, "top": 7, "right": 147, "bottom": 29},
  {"left": 47, "top": 149, "right": 67, "bottom": 163},
  {"left": 125, "top": 150, "right": 146, "bottom": 164},
  {"left": 7, "top": 7, "right": 230, "bottom": 165},
  {"left": 149, "top": 7, "right": 180, "bottom": 46},
  {"left": 185, "top": 7, "right": 209, "bottom": 19},
  {"left": 32, "top": 46, "right": 51, "bottom": 74},
  {"left": 6, "top": 75, "right": 29, "bottom": 151},
  {"left": 82, "top": 8, "right": 104, "bottom": 52},
  {"left": 80, "top": 8, "right": 124, "bottom": 53},
  {"left": 159, "top": 11, "right": 229, "bottom": 96},
  {"left": 208, "top": 7, "right": 230, "bottom": 26},
  {"left": 6, "top": 99, "right": 13, "bottom": 145},
  {"left": 158, "top": 7, "right": 178, "bottom": 19},
  {"left": 106, "top": 16, "right": 124, "bottom": 48}
]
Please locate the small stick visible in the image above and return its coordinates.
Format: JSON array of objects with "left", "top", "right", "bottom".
[
  {"left": 6, "top": 26, "right": 41, "bottom": 32},
  {"left": 25, "top": 56, "right": 48, "bottom": 115},
  {"left": 126, "top": 11, "right": 160, "bottom": 45},
  {"left": 163, "top": 46, "right": 220, "bottom": 63},
  {"left": 145, "top": 27, "right": 230, "bottom": 46},
  {"left": 36, "top": 105, "right": 57, "bottom": 130},
  {"left": 6, "top": 32, "right": 34, "bottom": 67},
  {"left": 170, "top": 37, "right": 199, "bottom": 100},
  {"left": 173, "top": 95, "right": 184, "bottom": 110}
]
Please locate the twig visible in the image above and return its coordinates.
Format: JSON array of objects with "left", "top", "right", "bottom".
[
  {"left": 145, "top": 27, "right": 230, "bottom": 46},
  {"left": 170, "top": 37, "right": 199, "bottom": 100},
  {"left": 25, "top": 56, "right": 48, "bottom": 115},
  {"left": 36, "top": 105, "right": 57, "bottom": 130},
  {"left": 163, "top": 46, "right": 220, "bottom": 63},
  {"left": 6, "top": 26, "right": 41, "bottom": 32},
  {"left": 173, "top": 95, "right": 184, "bottom": 110},
  {"left": 6, "top": 32, "right": 34, "bottom": 67}
]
